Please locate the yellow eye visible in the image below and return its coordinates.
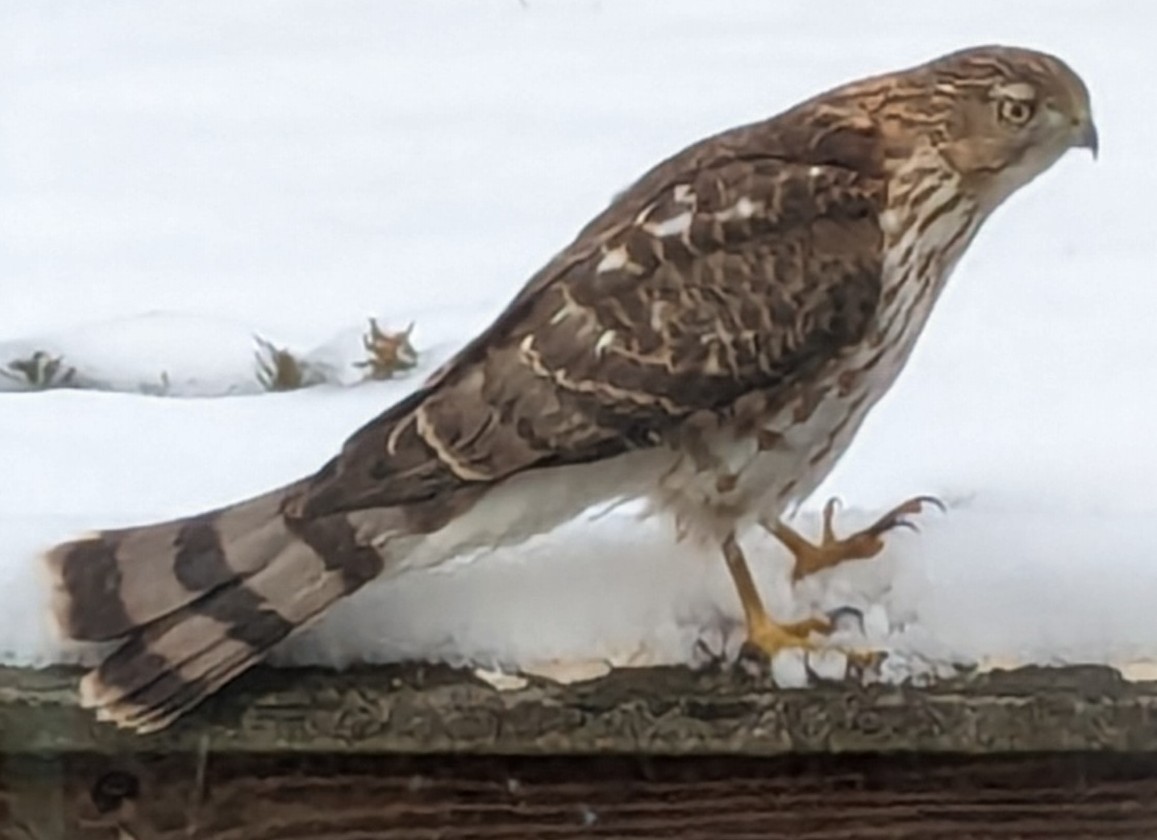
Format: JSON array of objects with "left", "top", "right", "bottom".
[{"left": 998, "top": 99, "right": 1035, "bottom": 125}]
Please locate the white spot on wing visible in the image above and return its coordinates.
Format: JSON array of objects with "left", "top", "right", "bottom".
[
  {"left": 594, "top": 329, "right": 616, "bottom": 357},
  {"left": 550, "top": 298, "right": 583, "bottom": 325},
  {"left": 713, "top": 197, "right": 761, "bottom": 222},
  {"left": 649, "top": 301, "right": 667, "bottom": 331},
  {"left": 597, "top": 245, "right": 629, "bottom": 273},
  {"left": 643, "top": 210, "right": 692, "bottom": 237}
]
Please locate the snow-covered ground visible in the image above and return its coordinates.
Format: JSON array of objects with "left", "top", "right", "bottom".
[{"left": 3, "top": 1, "right": 1155, "bottom": 683}]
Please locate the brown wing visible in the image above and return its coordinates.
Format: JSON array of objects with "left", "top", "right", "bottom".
[{"left": 293, "top": 108, "right": 888, "bottom": 519}]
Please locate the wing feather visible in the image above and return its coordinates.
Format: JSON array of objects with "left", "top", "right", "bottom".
[{"left": 293, "top": 109, "right": 888, "bottom": 519}]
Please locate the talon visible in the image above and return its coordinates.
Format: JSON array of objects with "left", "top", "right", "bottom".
[
  {"left": 823, "top": 496, "right": 843, "bottom": 517},
  {"left": 897, "top": 495, "right": 946, "bottom": 515},
  {"left": 821, "top": 497, "right": 841, "bottom": 542},
  {"left": 765, "top": 492, "right": 944, "bottom": 583},
  {"left": 864, "top": 494, "right": 943, "bottom": 537},
  {"left": 918, "top": 494, "right": 947, "bottom": 513},
  {"left": 869, "top": 517, "right": 917, "bottom": 536}
]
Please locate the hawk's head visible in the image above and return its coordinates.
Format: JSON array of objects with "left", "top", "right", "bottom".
[{"left": 842, "top": 45, "right": 1097, "bottom": 211}]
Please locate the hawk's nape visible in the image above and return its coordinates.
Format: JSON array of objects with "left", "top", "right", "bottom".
[{"left": 45, "top": 44, "right": 1096, "bottom": 732}]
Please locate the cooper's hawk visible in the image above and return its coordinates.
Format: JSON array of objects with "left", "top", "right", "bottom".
[{"left": 46, "top": 45, "right": 1097, "bottom": 732}]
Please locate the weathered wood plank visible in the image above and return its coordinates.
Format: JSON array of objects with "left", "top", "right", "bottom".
[
  {"left": 3, "top": 663, "right": 1157, "bottom": 756},
  {"left": 6, "top": 752, "right": 1157, "bottom": 839}
]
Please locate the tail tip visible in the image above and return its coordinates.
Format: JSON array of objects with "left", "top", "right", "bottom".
[
  {"left": 80, "top": 671, "right": 175, "bottom": 734},
  {"left": 39, "top": 534, "right": 100, "bottom": 642}
]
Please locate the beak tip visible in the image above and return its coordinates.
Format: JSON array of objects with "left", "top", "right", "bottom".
[{"left": 1080, "top": 121, "right": 1099, "bottom": 160}]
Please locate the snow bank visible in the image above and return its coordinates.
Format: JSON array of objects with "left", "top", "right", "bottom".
[{"left": 2, "top": 0, "right": 1154, "bottom": 684}]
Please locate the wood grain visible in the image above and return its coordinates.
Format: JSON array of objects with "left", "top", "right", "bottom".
[
  {"left": 6, "top": 665, "right": 1157, "bottom": 838},
  {"left": 4, "top": 663, "right": 1157, "bottom": 756},
  {"left": 6, "top": 752, "right": 1157, "bottom": 839}
]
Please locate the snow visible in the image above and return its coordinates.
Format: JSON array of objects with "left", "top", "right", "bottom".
[
  {"left": 0, "top": 312, "right": 420, "bottom": 395},
  {"left": 3, "top": 1, "right": 1156, "bottom": 683}
]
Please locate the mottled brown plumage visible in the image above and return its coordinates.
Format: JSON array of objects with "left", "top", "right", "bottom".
[{"left": 45, "top": 45, "right": 1097, "bottom": 732}]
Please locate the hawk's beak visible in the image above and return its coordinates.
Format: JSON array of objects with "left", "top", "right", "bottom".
[{"left": 1074, "top": 117, "right": 1099, "bottom": 160}]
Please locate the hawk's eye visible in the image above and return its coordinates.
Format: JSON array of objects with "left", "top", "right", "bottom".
[{"left": 998, "top": 98, "right": 1035, "bottom": 126}]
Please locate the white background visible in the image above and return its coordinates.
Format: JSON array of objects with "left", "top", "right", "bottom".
[{"left": 2, "top": 1, "right": 1153, "bottom": 678}]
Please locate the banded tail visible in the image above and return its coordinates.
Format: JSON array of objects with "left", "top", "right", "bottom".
[{"left": 44, "top": 479, "right": 404, "bottom": 733}]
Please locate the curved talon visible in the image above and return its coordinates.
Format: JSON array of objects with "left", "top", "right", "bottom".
[
  {"left": 868, "top": 517, "right": 919, "bottom": 536},
  {"left": 900, "top": 494, "right": 946, "bottom": 516},
  {"left": 736, "top": 494, "right": 942, "bottom": 664},
  {"left": 864, "top": 494, "right": 945, "bottom": 536},
  {"left": 766, "top": 492, "right": 945, "bottom": 583},
  {"left": 920, "top": 494, "right": 948, "bottom": 512},
  {"left": 821, "top": 497, "right": 842, "bottom": 542}
]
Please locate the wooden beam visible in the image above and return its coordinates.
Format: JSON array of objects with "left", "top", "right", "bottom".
[
  {"left": 3, "top": 662, "right": 1157, "bottom": 756},
  {"left": 7, "top": 751, "right": 1157, "bottom": 838}
]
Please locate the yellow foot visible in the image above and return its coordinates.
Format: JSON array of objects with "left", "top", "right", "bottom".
[
  {"left": 721, "top": 532, "right": 834, "bottom": 660},
  {"left": 765, "top": 494, "right": 944, "bottom": 582},
  {"left": 746, "top": 614, "right": 832, "bottom": 657},
  {"left": 744, "top": 610, "right": 883, "bottom": 672}
]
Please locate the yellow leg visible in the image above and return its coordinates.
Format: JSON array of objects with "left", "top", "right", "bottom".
[
  {"left": 765, "top": 495, "right": 943, "bottom": 583},
  {"left": 721, "top": 533, "right": 830, "bottom": 656}
]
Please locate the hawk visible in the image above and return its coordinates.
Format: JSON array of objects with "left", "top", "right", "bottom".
[{"left": 46, "top": 45, "right": 1097, "bottom": 732}]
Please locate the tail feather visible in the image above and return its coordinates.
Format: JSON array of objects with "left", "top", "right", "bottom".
[
  {"left": 46, "top": 483, "right": 408, "bottom": 732},
  {"left": 45, "top": 483, "right": 300, "bottom": 641},
  {"left": 81, "top": 613, "right": 236, "bottom": 730},
  {"left": 84, "top": 602, "right": 269, "bottom": 733}
]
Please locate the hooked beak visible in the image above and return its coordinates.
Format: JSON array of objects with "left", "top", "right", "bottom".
[{"left": 1074, "top": 116, "right": 1099, "bottom": 160}]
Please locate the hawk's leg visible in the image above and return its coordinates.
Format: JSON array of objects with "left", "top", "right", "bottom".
[
  {"left": 721, "top": 533, "right": 831, "bottom": 656},
  {"left": 764, "top": 495, "right": 943, "bottom": 582}
]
